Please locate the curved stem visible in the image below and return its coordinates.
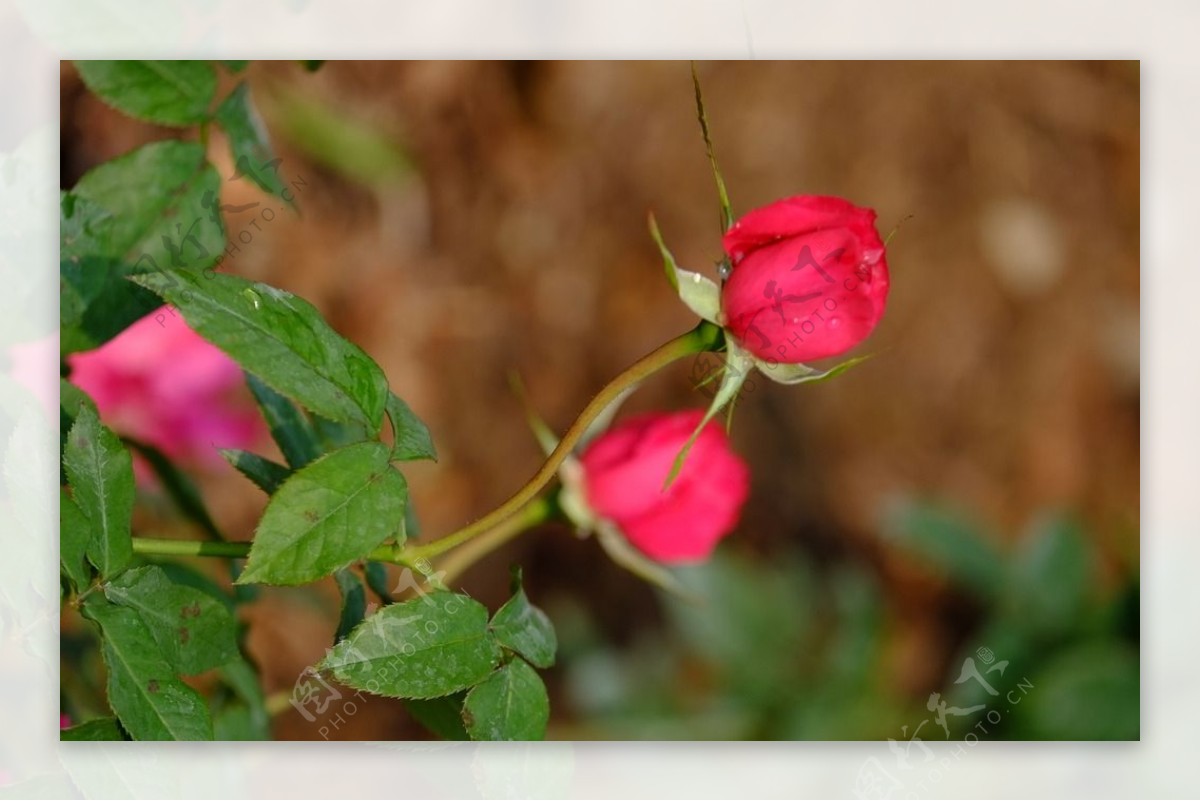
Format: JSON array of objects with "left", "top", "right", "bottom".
[
  {"left": 405, "top": 320, "right": 722, "bottom": 562},
  {"left": 436, "top": 495, "right": 555, "bottom": 585},
  {"left": 127, "top": 321, "right": 724, "bottom": 576},
  {"left": 131, "top": 536, "right": 403, "bottom": 565}
]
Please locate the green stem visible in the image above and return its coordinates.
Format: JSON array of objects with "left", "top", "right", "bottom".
[
  {"left": 131, "top": 536, "right": 403, "bottom": 565},
  {"left": 127, "top": 321, "right": 724, "bottom": 576},
  {"left": 405, "top": 320, "right": 722, "bottom": 561},
  {"left": 132, "top": 534, "right": 412, "bottom": 565},
  {"left": 132, "top": 538, "right": 251, "bottom": 559},
  {"left": 436, "top": 495, "right": 555, "bottom": 585}
]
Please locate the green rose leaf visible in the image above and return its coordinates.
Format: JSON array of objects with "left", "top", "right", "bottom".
[
  {"left": 215, "top": 82, "right": 290, "bottom": 201},
  {"left": 63, "top": 405, "right": 133, "bottom": 579},
  {"left": 462, "top": 659, "right": 549, "bottom": 741},
  {"left": 489, "top": 568, "right": 556, "bottom": 669},
  {"left": 245, "top": 372, "right": 323, "bottom": 469},
  {"left": 154, "top": 562, "right": 236, "bottom": 612},
  {"left": 60, "top": 718, "right": 126, "bottom": 741},
  {"left": 59, "top": 488, "right": 93, "bottom": 592},
  {"left": 312, "top": 414, "right": 371, "bottom": 451},
  {"left": 124, "top": 438, "right": 223, "bottom": 540},
  {"left": 60, "top": 380, "right": 97, "bottom": 485},
  {"left": 334, "top": 568, "right": 367, "bottom": 645},
  {"left": 60, "top": 190, "right": 118, "bottom": 262},
  {"left": 404, "top": 496, "right": 422, "bottom": 540},
  {"left": 59, "top": 377, "right": 96, "bottom": 434},
  {"left": 220, "top": 448, "right": 292, "bottom": 495},
  {"left": 84, "top": 600, "right": 214, "bottom": 741},
  {"left": 213, "top": 703, "right": 269, "bottom": 740},
  {"left": 363, "top": 561, "right": 395, "bottom": 606},
  {"left": 59, "top": 194, "right": 158, "bottom": 355},
  {"left": 61, "top": 140, "right": 224, "bottom": 354},
  {"left": 129, "top": 269, "right": 389, "bottom": 431},
  {"left": 237, "top": 442, "right": 406, "bottom": 585},
  {"left": 71, "top": 140, "right": 224, "bottom": 272},
  {"left": 403, "top": 694, "right": 469, "bottom": 741},
  {"left": 104, "top": 566, "right": 240, "bottom": 674},
  {"left": 216, "top": 657, "right": 271, "bottom": 740},
  {"left": 321, "top": 593, "right": 501, "bottom": 699},
  {"left": 60, "top": 257, "right": 160, "bottom": 356},
  {"left": 386, "top": 392, "right": 436, "bottom": 462},
  {"left": 75, "top": 60, "right": 216, "bottom": 126}
]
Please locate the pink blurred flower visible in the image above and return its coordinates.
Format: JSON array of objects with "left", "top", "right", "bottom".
[
  {"left": 60, "top": 714, "right": 71, "bottom": 729},
  {"left": 67, "top": 307, "right": 262, "bottom": 474},
  {"left": 578, "top": 410, "right": 750, "bottom": 563},
  {"left": 6, "top": 333, "right": 59, "bottom": 418}
]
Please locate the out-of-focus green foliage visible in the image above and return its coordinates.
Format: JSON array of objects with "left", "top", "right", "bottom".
[
  {"left": 259, "top": 85, "right": 412, "bottom": 188},
  {"left": 557, "top": 500, "right": 1138, "bottom": 740},
  {"left": 556, "top": 551, "right": 914, "bottom": 739}
]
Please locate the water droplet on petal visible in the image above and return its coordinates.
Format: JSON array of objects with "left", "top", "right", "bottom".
[{"left": 829, "top": 317, "right": 842, "bottom": 329}]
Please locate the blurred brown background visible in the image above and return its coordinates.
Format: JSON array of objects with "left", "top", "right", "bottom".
[{"left": 61, "top": 60, "right": 1140, "bottom": 739}]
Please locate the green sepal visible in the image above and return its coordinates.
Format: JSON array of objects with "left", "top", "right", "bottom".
[
  {"left": 595, "top": 521, "right": 699, "bottom": 602},
  {"left": 663, "top": 338, "right": 754, "bottom": 490},
  {"left": 691, "top": 62, "right": 733, "bottom": 233},
  {"left": 755, "top": 354, "right": 873, "bottom": 386},
  {"left": 649, "top": 213, "right": 722, "bottom": 325}
]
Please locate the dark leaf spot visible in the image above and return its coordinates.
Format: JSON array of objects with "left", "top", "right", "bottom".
[
  {"left": 178, "top": 626, "right": 190, "bottom": 644},
  {"left": 181, "top": 602, "right": 202, "bottom": 619},
  {"left": 147, "top": 679, "right": 160, "bottom": 693}
]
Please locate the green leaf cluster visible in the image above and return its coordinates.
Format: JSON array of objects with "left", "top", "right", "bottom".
[
  {"left": 321, "top": 572, "right": 556, "bottom": 740},
  {"left": 61, "top": 60, "right": 452, "bottom": 740},
  {"left": 61, "top": 392, "right": 245, "bottom": 740}
]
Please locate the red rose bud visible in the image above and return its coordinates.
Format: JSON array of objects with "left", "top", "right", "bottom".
[
  {"left": 721, "top": 195, "right": 889, "bottom": 364},
  {"left": 578, "top": 410, "right": 749, "bottom": 564}
]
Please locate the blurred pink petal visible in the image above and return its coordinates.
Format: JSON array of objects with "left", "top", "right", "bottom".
[
  {"left": 580, "top": 410, "right": 750, "bottom": 563},
  {"left": 67, "top": 307, "right": 263, "bottom": 477},
  {"left": 6, "top": 332, "right": 59, "bottom": 418}
]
